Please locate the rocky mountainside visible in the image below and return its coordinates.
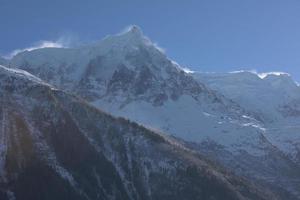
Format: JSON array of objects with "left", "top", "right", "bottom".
[
  {"left": 0, "top": 65, "right": 275, "bottom": 200},
  {"left": 8, "top": 26, "right": 300, "bottom": 199}
]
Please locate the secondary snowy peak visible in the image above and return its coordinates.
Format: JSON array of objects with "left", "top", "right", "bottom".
[
  {"left": 241, "top": 71, "right": 298, "bottom": 88},
  {"left": 263, "top": 73, "right": 299, "bottom": 89},
  {"left": 197, "top": 70, "right": 299, "bottom": 87},
  {"left": 193, "top": 70, "right": 300, "bottom": 106},
  {"left": 193, "top": 70, "right": 300, "bottom": 160},
  {"left": 193, "top": 70, "right": 300, "bottom": 122}
]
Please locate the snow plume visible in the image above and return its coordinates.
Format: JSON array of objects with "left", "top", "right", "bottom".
[
  {"left": 6, "top": 41, "right": 63, "bottom": 59},
  {"left": 257, "top": 71, "right": 290, "bottom": 79},
  {"left": 230, "top": 69, "right": 258, "bottom": 74},
  {"left": 181, "top": 67, "right": 194, "bottom": 73},
  {"left": 119, "top": 25, "right": 166, "bottom": 53},
  {"left": 230, "top": 70, "right": 291, "bottom": 79},
  {"left": 4, "top": 36, "right": 74, "bottom": 59},
  {"left": 119, "top": 25, "right": 142, "bottom": 35},
  {"left": 153, "top": 42, "right": 166, "bottom": 53},
  {"left": 169, "top": 60, "right": 194, "bottom": 73}
]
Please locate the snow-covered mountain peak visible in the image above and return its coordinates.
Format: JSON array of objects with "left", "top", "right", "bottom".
[
  {"left": 10, "top": 27, "right": 209, "bottom": 105},
  {"left": 94, "top": 25, "right": 152, "bottom": 50},
  {"left": 262, "top": 72, "right": 299, "bottom": 89},
  {"left": 122, "top": 25, "right": 144, "bottom": 37},
  {"left": 116, "top": 25, "right": 147, "bottom": 43}
]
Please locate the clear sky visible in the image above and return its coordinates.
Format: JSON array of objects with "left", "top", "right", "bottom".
[{"left": 1, "top": 0, "right": 300, "bottom": 81}]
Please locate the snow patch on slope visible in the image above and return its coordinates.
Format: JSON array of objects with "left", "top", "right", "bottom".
[
  {"left": 93, "top": 95, "right": 268, "bottom": 157},
  {"left": 193, "top": 70, "right": 300, "bottom": 160}
]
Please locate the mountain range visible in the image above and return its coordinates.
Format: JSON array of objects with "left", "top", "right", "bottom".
[{"left": 2, "top": 25, "right": 300, "bottom": 199}]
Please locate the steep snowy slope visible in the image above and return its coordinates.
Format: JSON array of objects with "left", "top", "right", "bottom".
[
  {"left": 193, "top": 71, "right": 300, "bottom": 163},
  {"left": 9, "top": 26, "right": 300, "bottom": 199},
  {"left": 193, "top": 71, "right": 300, "bottom": 123},
  {"left": 0, "top": 64, "right": 275, "bottom": 200}
]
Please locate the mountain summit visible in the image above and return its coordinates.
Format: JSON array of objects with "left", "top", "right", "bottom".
[{"left": 123, "top": 25, "right": 144, "bottom": 38}]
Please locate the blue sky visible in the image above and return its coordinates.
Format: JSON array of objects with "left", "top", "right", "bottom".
[{"left": 1, "top": 0, "right": 300, "bottom": 81}]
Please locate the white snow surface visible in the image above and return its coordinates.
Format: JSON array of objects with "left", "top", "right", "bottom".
[
  {"left": 93, "top": 95, "right": 268, "bottom": 156},
  {"left": 193, "top": 71, "right": 300, "bottom": 160}
]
